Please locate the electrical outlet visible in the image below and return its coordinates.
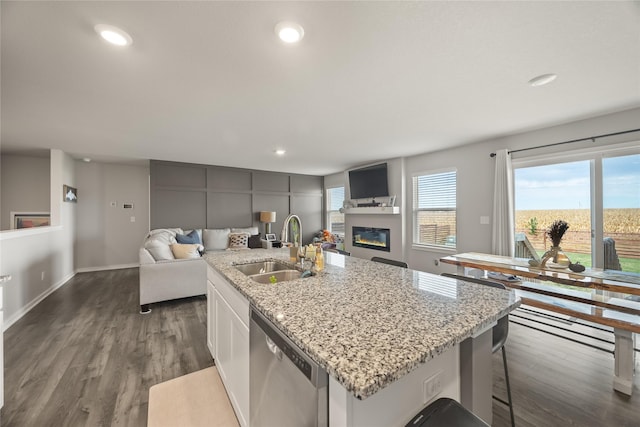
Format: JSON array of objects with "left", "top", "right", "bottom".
[
  {"left": 130, "top": 216, "right": 136, "bottom": 223},
  {"left": 423, "top": 371, "right": 443, "bottom": 403},
  {"left": 110, "top": 201, "right": 117, "bottom": 207}
]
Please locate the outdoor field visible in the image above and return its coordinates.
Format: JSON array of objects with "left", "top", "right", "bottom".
[{"left": 515, "top": 208, "right": 640, "bottom": 273}]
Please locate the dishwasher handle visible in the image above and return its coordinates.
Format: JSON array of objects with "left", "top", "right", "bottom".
[{"left": 266, "top": 336, "right": 283, "bottom": 360}]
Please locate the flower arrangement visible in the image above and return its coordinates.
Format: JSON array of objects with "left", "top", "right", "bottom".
[{"left": 546, "top": 220, "right": 569, "bottom": 247}]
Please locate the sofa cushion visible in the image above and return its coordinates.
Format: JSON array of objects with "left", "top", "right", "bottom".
[
  {"left": 144, "top": 237, "right": 176, "bottom": 261},
  {"left": 228, "top": 232, "right": 250, "bottom": 250},
  {"left": 176, "top": 229, "right": 202, "bottom": 245},
  {"left": 203, "top": 228, "right": 231, "bottom": 251},
  {"left": 231, "top": 226, "right": 259, "bottom": 236},
  {"left": 170, "top": 243, "right": 202, "bottom": 259},
  {"left": 248, "top": 233, "right": 262, "bottom": 249}
]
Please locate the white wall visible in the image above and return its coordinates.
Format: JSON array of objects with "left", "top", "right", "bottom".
[
  {"left": 74, "top": 161, "right": 150, "bottom": 270},
  {"left": 405, "top": 107, "right": 640, "bottom": 274},
  {"left": 326, "top": 107, "right": 640, "bottom": 273},
  {"left": 0, "top": 154, "right": 50, "bottom": 230},
  {"left": 344, "top": 158, "right": 406, "bottom": 262},
  {"left": 0, "top": 149, "right": 76, "bottom": 330}
]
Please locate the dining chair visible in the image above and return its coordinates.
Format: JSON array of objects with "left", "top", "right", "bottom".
[{"left": 441, "top": 273, "right": 516, "bottom": 427}]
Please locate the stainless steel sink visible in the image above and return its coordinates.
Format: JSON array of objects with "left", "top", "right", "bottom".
[
  {"left": 235, "top": 261, "right": 292, "bottom": 276},
  {"left": 250, "top": 270, "right": 306, "bottom": 284},
  {"left": 234, "top": 260, "right": 314, "bottom": 283}
]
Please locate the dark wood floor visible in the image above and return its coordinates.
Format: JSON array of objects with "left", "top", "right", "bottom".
[
  {"left": 2, "top": 268, "right": 212, "bottom": 426},
  {"left": 492, "top": 309, "right": 640, "bottom": 427},
  {"left": 2, "top": 268, "right": 639, "bottom": 426}
]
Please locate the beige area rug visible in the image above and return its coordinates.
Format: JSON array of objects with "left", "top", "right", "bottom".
[{"left": 148, "top": 367, "right": 240, "bottom": 427}]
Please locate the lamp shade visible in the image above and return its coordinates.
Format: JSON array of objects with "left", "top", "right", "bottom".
[{"left": 260, "top": 211, "right": 276, "bottom": 223}]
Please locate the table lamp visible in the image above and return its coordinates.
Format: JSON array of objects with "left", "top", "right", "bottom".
[{"left": 260, "top": 211, "right": 276, "bottom": 235}]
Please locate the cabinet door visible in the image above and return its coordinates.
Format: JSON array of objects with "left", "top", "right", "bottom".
[
  {"left": 214, "top": 289, "right": 249, "bottom": 427},
  {"left": 207, "top": 280, "right": 216, "bottom": 359},
  {"left": 230, "top": 309, "right": 249, "bottom": 427},
  {"left": 215, "top": 289, "right": 233, "bottom": 386}
]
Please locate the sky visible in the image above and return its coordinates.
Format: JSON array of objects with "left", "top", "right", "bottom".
[{"left": 515, "top": 153, "right": 640, "bottom": 210}]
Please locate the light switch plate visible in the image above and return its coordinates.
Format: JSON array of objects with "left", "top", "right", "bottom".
[{"left": 480, "top": 216, "right": 490, "bottom": 225}]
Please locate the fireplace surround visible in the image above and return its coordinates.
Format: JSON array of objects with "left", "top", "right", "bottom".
[{"left": 352, "top": 226, "right": 390, "bottom": 252}]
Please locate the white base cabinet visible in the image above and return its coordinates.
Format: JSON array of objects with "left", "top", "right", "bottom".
[
  {"left": 207, "top": 267, "right": 249, "bottom": 427},
  {"left": 206, "top": 280, "right": 216, "bottom": 358}
]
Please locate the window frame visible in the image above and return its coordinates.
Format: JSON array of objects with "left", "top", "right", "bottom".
[
  {"left": 325, "top": 186, "right": 345, "bottom": 236},
  {"left": 411, "top": 168, "right": 457, "bottom": 252}
]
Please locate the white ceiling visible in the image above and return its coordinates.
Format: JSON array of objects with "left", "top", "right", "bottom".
[{"left": 2, "top": 1, "right": 639, "bottom": 175}]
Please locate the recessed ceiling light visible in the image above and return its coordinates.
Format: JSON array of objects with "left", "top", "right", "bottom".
[
  {"left": 82, "top": 157, "right": 92, "bottom": 163},
  {"left": 95, "top": 24, "right": 132, "bottom": 47},
  {"left": 528, "top": 73, "right": 557, "bottom": 87},
  {"left": 275, "top": 22, "right": 304, "bottom": 43},
  {"left": 275, "top": 149, "right": 286, "bottom": 156}
]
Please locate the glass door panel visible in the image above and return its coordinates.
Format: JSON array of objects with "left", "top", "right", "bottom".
[
  {"left": 602, "top": 154, "right": 640, "bottom": 273},
  {"left": 514, "top": 160, "right": 592, "bottom": 266}
]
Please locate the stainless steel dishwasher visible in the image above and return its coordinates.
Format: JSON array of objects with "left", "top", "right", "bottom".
[{"left": 250, "top": 307, "right": 328, "bottom": 427}]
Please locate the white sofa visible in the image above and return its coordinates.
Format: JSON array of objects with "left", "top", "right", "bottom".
[{"left": 139, "top": 227, "right": 260, "bottom": 313}]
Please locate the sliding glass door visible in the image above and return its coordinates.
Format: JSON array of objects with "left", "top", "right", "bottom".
[{"left": 513, "top": 147, "right": 639, "bottom": 273}]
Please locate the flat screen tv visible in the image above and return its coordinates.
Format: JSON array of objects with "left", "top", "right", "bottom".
[{"left": 348, "top": 163, "right": 389, "bottom": 200}]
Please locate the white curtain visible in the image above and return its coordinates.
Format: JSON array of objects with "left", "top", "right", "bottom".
[{"left": 491, "top": 149, "right": 515, "bottom": 256}]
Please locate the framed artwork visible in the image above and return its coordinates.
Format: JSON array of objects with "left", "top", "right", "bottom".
[
  {"left": 63, "top": 185, "right": 78, "bottom": 202},
  {"left": 11, "top": 212, "right": 51, "bottom": 229},
  {"left": 265, "top": 233, "right": 277, "bottom": 241}
]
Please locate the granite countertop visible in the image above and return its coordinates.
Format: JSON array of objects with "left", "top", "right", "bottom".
[{"left": 203, "top": 248, "right": 520, "bottom": 399}]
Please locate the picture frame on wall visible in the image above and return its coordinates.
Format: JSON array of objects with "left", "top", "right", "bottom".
[
  {"left": 10, "top": 212, "right": 51, "bottom": 229},
  {"left": 63, "top": 185, "right": 78, "bottom": 202}
]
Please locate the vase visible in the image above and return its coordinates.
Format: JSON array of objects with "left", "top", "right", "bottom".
[{"left": 540, "top": 245, "right": 571, "bottom": 268}]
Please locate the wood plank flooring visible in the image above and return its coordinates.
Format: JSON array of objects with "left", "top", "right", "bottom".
[
  {"left": 2, "top": 268, "right": 639, "bottom": 426},
  {"left": 2, "top": 268, "right": 212, "bottom": 426},
  {"left": 492, "top": 309, "right": 640, "bottom": 427}
]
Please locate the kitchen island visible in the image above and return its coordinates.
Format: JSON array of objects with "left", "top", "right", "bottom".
[{"left": 203, "top": 248, "right": 520, "bottom": 426}]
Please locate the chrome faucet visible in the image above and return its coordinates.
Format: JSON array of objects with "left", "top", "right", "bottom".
[{"left": 281, "top": 214, "right": 303, "bottom": 248}]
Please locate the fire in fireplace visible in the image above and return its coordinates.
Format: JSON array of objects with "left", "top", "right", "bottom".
[{"left": 352, "top": 227, "right": 391, "bottom": 252}]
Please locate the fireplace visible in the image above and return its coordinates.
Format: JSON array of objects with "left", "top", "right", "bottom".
[{"left": 352, "top": 227, "right": 391, "bottom": 252}]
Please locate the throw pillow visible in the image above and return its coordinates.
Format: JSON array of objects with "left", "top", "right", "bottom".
[
  {"left": 170, "top": 243, "right": 202, "bottom": 259},
  {"left": 228, "top": 232, "right": 250, "bottom": 250},
  {"left": 248, "top": 233, "right": 262, "bottom": 249},
  {"left": 144, "top": 237, "right": 176, "bottom": 261},
  {"left": 176, "top": 229, "right": 202, "bottom": 245},
  {"left": 203, "top": 228, "right": 231, "bottom": 251}
]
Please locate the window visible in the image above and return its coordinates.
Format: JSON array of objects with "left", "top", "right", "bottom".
[
  {"left": 412, "top": 170, "right": 457, "bottom": 249},
  {"left": 326, "top": 186, "right": 345, "bottom": 235},
  {"left": 513, "top": 148, "right": 639, "bottom": 273}
]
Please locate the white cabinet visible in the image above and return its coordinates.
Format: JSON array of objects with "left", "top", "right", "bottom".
[
  {"left": 208, "top": 267, "right": 250, "bottom": 427},
  {"left": 206, "top": 280, "right": 216, "bottom": 358}
]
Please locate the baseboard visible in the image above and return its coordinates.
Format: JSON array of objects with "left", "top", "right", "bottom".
[
  {"left": 3, "top": 271, "right": 76, "bottom": 332},
  {"left": 75, "top": 263, "right": 139, "bottom": 273}
]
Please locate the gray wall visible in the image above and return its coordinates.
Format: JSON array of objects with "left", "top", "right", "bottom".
[
  {"left": 75, "top": 161, "right": 150, "bottom": 270},
  {"left": 0, "top": 154, "right": 51, "bottom": 230},
  {"left": 0, "top": 149, "right": 76, "bottom": 330},
  {"left": 150, "top": 161, "right": 323, "bottom": 244}
]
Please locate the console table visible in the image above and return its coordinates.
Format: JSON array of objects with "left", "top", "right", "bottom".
[{"left": 440, "top": 252, "right": 639, "bottom": 396}]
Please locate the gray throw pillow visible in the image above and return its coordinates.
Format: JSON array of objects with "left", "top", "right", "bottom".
[{"left": 203, "top": 228, "right": 231, "bottom": 251}]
